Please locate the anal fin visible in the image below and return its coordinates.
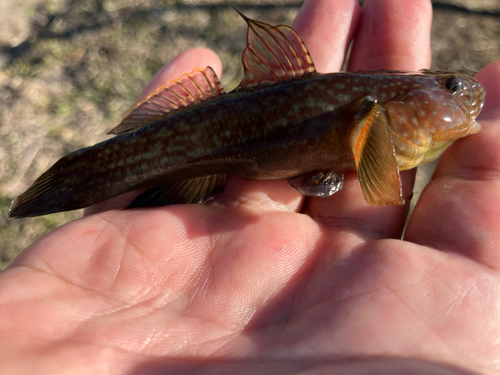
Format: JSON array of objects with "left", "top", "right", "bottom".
[
  {"left": 288, "top": 170, "right": 344, "bottom": 197},
  {"left": 349, "top": 97, "right": 403, "bottom": 206},
  {"left": 128, "top": 174, "right": 226, "bottom": 209}
]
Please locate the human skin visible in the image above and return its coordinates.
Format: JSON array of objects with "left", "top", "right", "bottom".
[{"left": 1, "top": 0, "right": 500, "bottom": 373}]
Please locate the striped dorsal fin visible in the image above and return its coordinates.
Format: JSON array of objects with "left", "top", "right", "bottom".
[
  {"left": 235, "top": 11, "right": 316, "bottom": 90},
  {"left": 109, "top": 66, "right": 224, "bottom": 135}
]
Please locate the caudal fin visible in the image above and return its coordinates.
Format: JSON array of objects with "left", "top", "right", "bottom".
[{"left": 9, "top": 159, "right": 76, "bottom": 218}]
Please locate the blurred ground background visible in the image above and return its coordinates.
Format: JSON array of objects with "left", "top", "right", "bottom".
[{"left": 1, "top": 0, "right": 499, "bottom": 269}]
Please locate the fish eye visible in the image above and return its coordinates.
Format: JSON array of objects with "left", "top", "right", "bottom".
[{"left": 445, "top": 76, "right": 462, "bottom": 93}]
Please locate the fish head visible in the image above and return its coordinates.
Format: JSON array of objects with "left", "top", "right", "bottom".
[
  {"left": 428, "top": 73, "right": 484, "bottom": 136},
  {"left": 384, "top": 72, "right": 485, "bottom": 169}
]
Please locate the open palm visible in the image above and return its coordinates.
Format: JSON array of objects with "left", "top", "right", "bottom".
[{"left": 2, "top": 0, "right": 500, "bottom": 374}]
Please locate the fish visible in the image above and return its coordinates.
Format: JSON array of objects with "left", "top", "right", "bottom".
[{"left": 8, "top": 13, "right": 485, "bottom": 219}]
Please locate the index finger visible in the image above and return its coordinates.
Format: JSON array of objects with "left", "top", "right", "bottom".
[{"left": 292, "top": 0, "right": 361, "bottom": 73}]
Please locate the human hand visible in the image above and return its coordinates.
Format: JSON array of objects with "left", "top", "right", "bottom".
[{"left": 2, "top": 0, "right": 500, "bottom": 374}]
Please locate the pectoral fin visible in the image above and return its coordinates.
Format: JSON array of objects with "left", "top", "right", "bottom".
[
  {"left": 288, "top": 170, "right": 344, "bottom": 197},
  {"left": 128, "top": 174, "right": 226, "bottom": 209},
  {"left": 349, "top": 99, "right": 403, "bottom": 206}
]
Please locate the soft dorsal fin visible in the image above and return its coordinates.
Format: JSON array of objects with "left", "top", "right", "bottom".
[
  {"left": 109, "top": 66, "right": 225, "bottom": 135},
  {"left": 235, "top": 11, "right": 316, "bottom": 90}
]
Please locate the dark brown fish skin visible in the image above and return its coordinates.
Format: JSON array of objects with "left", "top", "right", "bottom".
[{"left": 9, "top": 71, "right": 484, "bottom": 218}]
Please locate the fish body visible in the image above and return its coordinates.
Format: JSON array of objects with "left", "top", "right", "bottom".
[{"left": 9, "top": 15, "right": 485, "bottom": 218}]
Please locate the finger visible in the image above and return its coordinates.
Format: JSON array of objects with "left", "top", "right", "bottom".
[
  {"left": 349, "top": 0, "right": 432, "bottom": 71},
  {"left": 303, "top": 0, "right": 433, "bottom": 240},
  {"left": 476, "top": 61, "right": 500, "bottom": 121},
  {"left": 213, "top": 178, "right": 305, "bottom": 213},
  {"left": 84, "top": 48, "right": 222, "bottom": 216},
  {"left": 83, "top": 190, "right": 147, "bottom": 216},
  {"left": 405, "top": 61, "right": 500, "bottom": 268},
  {"left": 292, "top": 0, "right": 361, "bottom": 72}
]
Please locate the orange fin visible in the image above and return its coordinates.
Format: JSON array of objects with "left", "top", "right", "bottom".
[
  {"left": 349, "top": 97, "right": 403, "bottom": 206},
  {"left": 109, "top": 67, "right": 225, "bottom": 135},
  {"left": 235, "top": 10, "right": 316, "bottom": 89},
  {"left": 128, "top": 174, "right": 226, "bottom": 208}
]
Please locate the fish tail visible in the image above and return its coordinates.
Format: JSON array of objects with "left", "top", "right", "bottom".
[
  {"left": 8, "top": 150, "right": 110, "bottom": 218},
  {"left": 9, "top": 159, "right": 75, "bottom": 218}
]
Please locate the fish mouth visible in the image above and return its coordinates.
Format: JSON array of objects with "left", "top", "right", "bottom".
[{"left": 466, "top": 120, "right": 481, "bottom": 135}]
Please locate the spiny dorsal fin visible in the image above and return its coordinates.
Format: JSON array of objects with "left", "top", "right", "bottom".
[
  {"left": 109, "top": 66, "right": 225, "bottom": 135},
  {"left": 235, "top": 11, "right": 316, "bottom": 90}
]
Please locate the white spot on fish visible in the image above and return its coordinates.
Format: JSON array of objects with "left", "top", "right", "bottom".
[{"left": 336, "top": 93, "right": 351, "bottom": 102}]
